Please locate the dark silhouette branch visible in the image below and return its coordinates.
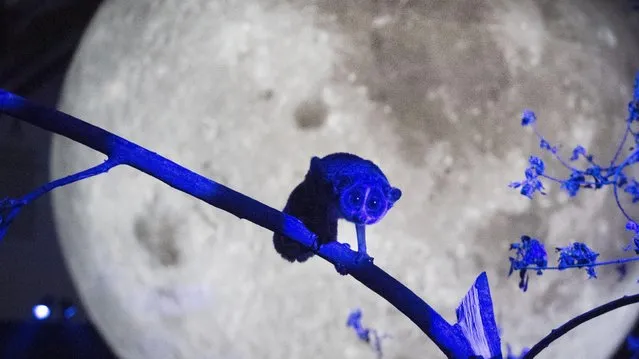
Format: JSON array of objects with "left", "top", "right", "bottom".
[{"left": 523, "top": 293, "right": 639, "bottom": 358}]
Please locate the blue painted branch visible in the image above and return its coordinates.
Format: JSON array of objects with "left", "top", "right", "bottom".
[
  {"left": 0, "top": 89, "right": 473, "bottom": 358},
  {"left": 0, "top": 159, "right": 119, "bottom": 239},
  {"left": 22, "top": 159, "right": 120, "bottom": 204}
]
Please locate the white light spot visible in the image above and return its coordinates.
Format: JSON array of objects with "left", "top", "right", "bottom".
[{"left": 33, "top": 305, "right": 51, "bottom": 320}]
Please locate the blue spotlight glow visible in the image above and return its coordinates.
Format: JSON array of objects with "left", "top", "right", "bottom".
[
  {"left": 63, "top": 306, "right": 76, "bottom": 319},
  {"left": 32, "top": 304, "right": 50, "bottom": 320}
]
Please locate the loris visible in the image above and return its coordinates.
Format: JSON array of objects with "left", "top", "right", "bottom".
[{"left": 273, "top": 153, "right": 402, "bottom": 263}]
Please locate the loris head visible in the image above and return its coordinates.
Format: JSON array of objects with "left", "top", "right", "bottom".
[
  {"left": 309, "top": 153, "right": 402, "bottom": 225},
  {"left": 335, "top": 174, "right": 402, "bottom": 225}
]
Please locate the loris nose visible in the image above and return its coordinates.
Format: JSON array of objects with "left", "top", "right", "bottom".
[{"left": 356, "top": 213, "right": 367, "bottom": 223}]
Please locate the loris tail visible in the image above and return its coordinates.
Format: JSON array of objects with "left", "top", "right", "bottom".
[{"left": 273, "top": 153, "right": 402, "bottom": 263}]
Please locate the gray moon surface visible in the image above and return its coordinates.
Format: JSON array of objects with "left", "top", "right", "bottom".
[{"left": 51, "top": 0, "right": 639, "bottom": 358}]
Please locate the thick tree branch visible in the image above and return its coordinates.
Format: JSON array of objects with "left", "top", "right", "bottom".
[{"left": 0, "top": 89, "right": 474, "bottom": 358}]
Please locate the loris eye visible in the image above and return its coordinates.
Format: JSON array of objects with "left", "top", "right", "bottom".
[
  {"left": 365, "top": 191, "right": 386, "bottom": 217},
  {"left": 366, "top": 196, "right": 381, "bottom": 210},
  {"left": 347, "top": 190, "right": 364, "bottom": 207}
]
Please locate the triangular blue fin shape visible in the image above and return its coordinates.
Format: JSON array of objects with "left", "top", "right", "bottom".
[{"left": 454, "top": 272, "right": 502, "bottom": 359}]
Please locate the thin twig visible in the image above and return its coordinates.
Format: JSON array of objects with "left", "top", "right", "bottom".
[{"left": 523, "top": 293, "right": 639, "bottom": 358}]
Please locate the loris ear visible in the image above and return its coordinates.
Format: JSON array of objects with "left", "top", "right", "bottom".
[
  {"left": 333, "top": 175, "right": 352, "bottom": 192},
  {"left": 308, "top": 156, "right": 326, "bottom": 179},
  {"left": 386, "top": 187, "right": 402, "bottom": 204}
]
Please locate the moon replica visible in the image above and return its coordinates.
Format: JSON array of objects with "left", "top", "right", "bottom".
[{"left": 51, "top": 1, "right": 639, "bottom": 358}]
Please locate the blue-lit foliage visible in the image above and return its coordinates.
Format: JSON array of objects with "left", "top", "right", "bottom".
[
  {"left": 508, "top": 71, "right": 639, "bottom": 293},
  {"left": 508, "top": 156, "right": 547, "bottom": 199},
  {"left": 556, "top": 242, "right": 600, "bottom": 278},
  {"left": 346, "top": 309, "right": 389, "bottom": 358},
  {"left": 626, "top": 221, "right": 639, "bottom": 254},
  {"left": 508, "top": 236, "right": 547, "bottom": 292}
]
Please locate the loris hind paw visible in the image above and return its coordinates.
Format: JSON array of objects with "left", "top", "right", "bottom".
[{"left": 273, "top": 233, "right": 315, "bottom": 262}]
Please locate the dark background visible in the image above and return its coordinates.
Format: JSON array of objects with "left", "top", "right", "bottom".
[
  {"left": 0, "top": 0, "right": 115, "bottom": 357},
  {"left": 0, "top": 0, "right": 638, "bottom": 358}
]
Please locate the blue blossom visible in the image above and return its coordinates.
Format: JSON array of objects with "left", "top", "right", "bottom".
[
  {"left": 346, "top": 309, "right": 389, "bottom": 358},
  {"left": 584, "top": 165, "right": 605, "bottom": 189},
  {"left": 509, "top": 235, "right": 548, "bottom": 291},
  {"left": 624, "top": 179, "right": 639, "bottom": 203},
  {"left": 569, "top": 145, "right": 587, "bottom": 161},
  {"left": 347, "top": 309, "right": 370, "bottom": 341},
  {"left": 560, "top": 171, "right": 585, "bottom": 197},
  {"left": 617, "top": 171, "right": 629, "bottom": 188},
  {"left": 630, "top": 72, "right": 639, "bottom": 123},
  {"left": 509, "top": 177, "right": 545, "bottom": 199},
  {"left": 521, "top": 109, "right": 536, "bottom": 126},
  {"left": 625, "top": 221, "right": 639, "bottom": 254},
  {"left": 556, "top": 242, "right": 600, "bottom": 278},
  {"left": 630, "top": 100, "right": 639, "bottom": 124},
  {"left": 509, "top": 157, "right": 547, "bottom": 199},
  {"left": 539, "top": 138, "right": 557, "bottom": 154},
  {"left": 528, "top": 156, "right": 545, "bottom": 175}
]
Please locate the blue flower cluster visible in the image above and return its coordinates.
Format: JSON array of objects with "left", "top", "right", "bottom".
[
  {"left": 508, "top": 236, "right": 548, "bottom": 291},
  {"left": 507, "top": 72, "right": 639, "bottom": 289},
  {"left": 346, "top": 309, "right": 389, "bottom": 358},
  {"left": 508, "top": 156, "right": 546, "bottom": 199},
  {"left": 346, "top": 309, "right": 371, "bottom": 342},
  {"left": 511, "top": 71, "right": 639, "bottom": 202},
  {"left": 509, "top": 113, "right": 620, "bottom": 199},
  {"left": 556, "top": 242, "right": 600, "bottom": 278},
  {"left": 508, "top": 235, "right": 602, "bottom": 291},
  {"left": 624, "top": 221, "right": 639, "bottom": 253}
]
